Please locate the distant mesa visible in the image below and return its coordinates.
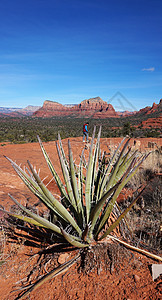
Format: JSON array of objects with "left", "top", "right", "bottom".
[
  {"left": 33, "top": 97, "right": 119, "bottom": 118},
  {"left": 17, "top": 105, "right": 41, "bottom": 115},
  {"left": 0, "top": 105, "right": 41, "bottom": 116}
]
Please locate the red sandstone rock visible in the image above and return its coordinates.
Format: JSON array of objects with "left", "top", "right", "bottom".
[
  {"left": 141, "top": 116, "right": 162, "bottom": 128},
  {"left": 135, "top": 99, "right": 162, "bottom": 116},
  {"left": 33, "top": 97, "right": 119, "bottom": 118}
]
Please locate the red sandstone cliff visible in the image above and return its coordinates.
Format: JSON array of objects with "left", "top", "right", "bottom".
[
  {"left": 135, "top": 99, "right": 162, "bottom": 116},
  {"left": 33, "top": 97, "right": 119, "bottom": 118}
]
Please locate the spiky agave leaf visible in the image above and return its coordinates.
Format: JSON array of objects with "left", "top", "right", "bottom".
[
  {"left": 84, "top": 126, "right": 96, "bottom": 223},
  {"left": 98, "top": 186, "right": 146, "bottom": 240},
  {"left": 56, "top": 141, "right": 78, "bottom": 212},
  {"left": 37, "top": 135, "right": 70, "bottom": 207},
  {"left": 68, "top": 139, "right": 84, "bottom": 219},
  {"left": 0, "top": 208, "right": 46, "bottom": 228},
  {"left": 78, "top": 149, "right": 84, "bottom": 211},
  {"left": 102, "top": 138, "right": 131, "bottom": 194},
  {"left": 5, "top": 156, "right": 82, "bottom": 237},
  {"left": 58, "top": 132, "right": 70, "bottom": 173},
  {"left": 96, "top": 153, "right": 150, "bottom": 235},
  {"left": 9, "top": 194, "right": 62, "bottom": 235},
  {"left": 91, "top": 126, "right": 102, "bottom": 203},
  {"left": 4, "top": 156, "right": 67, "bottom": 222},
  {"left": 61, "top": 228, "right": 89, "bottom": 248},
  {"left": 88, "top": 181, "right": 121, "bottom": 238},
  {"left": 27, "top": 160, "right": 82, "bottom": 236},
  {"left": 97, "top": 137, "right": 127, "bottom": 199}
]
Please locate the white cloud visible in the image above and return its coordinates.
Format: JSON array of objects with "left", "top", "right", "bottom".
[{"left": 142, "top": 67, "right": 155, "bottom": 72}]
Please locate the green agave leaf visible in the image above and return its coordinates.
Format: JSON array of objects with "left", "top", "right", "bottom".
[
  {"left": 8, "top": 194, "right": 62, "bottom": 235},
  {"left": 8, "top": 157, "right": 73, "bottom": 224},
  {"left": 1, "top": 209, "right": 46, "bottom": 227},
  {"left": 104, "top": 138, "right": 131, "bottom": 193},
  {"left": 5, "top": 155, "right": 82, "bottom": 236},
  {"left": 78, "top": 149, "right": 85, "bottom": 227},
  {"left": 93, "top": 151, "right": 106, "bottom": 203},
  {"left": 5, "top": 156, "right": 40, "bottom": 191},
  {"left": 7, "top": 196, "right": 82, "bottom": 243},
  {"left": 97, "top": 153, "right": 150, "bottom": 235},
  {"left": 78, "top": 149, "right": 84, "bottom": 205},
  {"left": 113, "top": 149, "right": 139, "bottom": 185},
  {"left": 91, "top": 126, "right": 101, "bottom": 203},
  {"left": 61, "top": 228, "right": 89, "bottom": 248},
  {"left": 58, "top": 132, "right": 70, "bottom": 173},
  {"left": 5, "top": 157, "right": 65, "bottom": 222},
  {"left": 96, "top": 157, "right": 137, "bottom": 234},
  {"left": 56, "top": 142, "right": 77, "bottom": 211},
  {"left": 88, "top": 181, "right": 121, "bottom": 237},
  {"left": 68, "top": 139, "right": 83, "bottom": 215},
  {"left": 38, "top": 137, "right": 83, "bottom": 224},
  {"left": 113, "top": 147, "right": 132, "bottom": 182},
  {"left": 120, "top": 146, "right": 132, "bottom": 165},
  {"left": 99, "top": 186, "right": 146, "bottom": 240},
  {"left": 85, "top": 126, "right": 96, "bottom": 223},
  {"left": 97, "top": 137, "right": 127, "bottom": 199},
  {"left": 27, "top": 160, "right": 82, "bottom": 236},
  {"left": 37, "top": 136, "right": 69, "bottom": 206}
]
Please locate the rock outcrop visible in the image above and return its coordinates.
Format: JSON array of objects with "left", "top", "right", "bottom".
[
  {"left": 141, "top": 116, "right": 162, "bottom": 129},
  {"left": 135, "top": 99, "right": 162, "bottom": 116},
  {"left": 33, "top": 97, "right": 119, "bottom": 118}
]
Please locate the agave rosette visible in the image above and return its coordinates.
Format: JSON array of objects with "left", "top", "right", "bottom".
[{"left": 3, "top": 127, "right": 149, "bottom": 248}]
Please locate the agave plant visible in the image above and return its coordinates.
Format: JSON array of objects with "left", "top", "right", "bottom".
[
  {"left": 3, "top": 127, "right": 161, "bottom": 298},
  {"left": 3, "top": 126, "right": 149, "bottom": 246}
]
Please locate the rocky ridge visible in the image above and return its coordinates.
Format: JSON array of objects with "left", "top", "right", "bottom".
[
  {"left": 1, "top": 98, "right": 161, "bottom": 121},
  {"left": 33, "top": 97, "right": 118, "bottom": 118},
  {"left": 135, "top": 99, "right": 162, "bottom": 116},
  {"left": 33, "top": 97, "right": 162, "bottom": 119},
  {"left": 0, "top": 105, "right": 41, "bottom": 116}
]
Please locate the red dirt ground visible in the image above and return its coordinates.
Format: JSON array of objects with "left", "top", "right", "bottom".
[{"left": 0, "top": 137, "right": 162, "bottom": 300}]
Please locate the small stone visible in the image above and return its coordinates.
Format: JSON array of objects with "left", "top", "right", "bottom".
[
  {"left": 58, "top": 253, "right": 69, "bottom": 264},
  {"left": 134, "top": 274, "right": 140, "bottom": 282}
]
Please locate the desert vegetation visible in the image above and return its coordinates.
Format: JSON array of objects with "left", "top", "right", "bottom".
[
  {"left": 0, "top": 115, "right": 161, "bottom": 144},
  {"left": 0, "top": 128, "right": 161, "bottom": 299}
]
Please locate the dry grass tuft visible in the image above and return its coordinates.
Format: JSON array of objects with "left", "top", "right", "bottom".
[{"left": 121, "top": 149, "right": 162, "bottom": 252}]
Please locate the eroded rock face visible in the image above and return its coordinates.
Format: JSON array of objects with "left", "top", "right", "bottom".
[
  {"left": 141, "top": 116, "right": 162, "bottom": 128},
  {"left": 43, "top": 101, "right": 65, "bottom": 110},
  {"left": 33, "top": 97, "right": 118, "bottom": 118},
  {"left": 135, "top": 99, "right": 162, "bottom": 116}
]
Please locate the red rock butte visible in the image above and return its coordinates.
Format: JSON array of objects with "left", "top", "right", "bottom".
[
  {"left": 33, "top": 97, "right": 119, "bottom": 118},
  {"left": 135, "top": 98, "right": 162, "bottom": 116}
]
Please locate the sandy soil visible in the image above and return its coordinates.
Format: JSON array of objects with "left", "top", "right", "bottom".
[{"left": 0, "top": 137, "right": 161, "bottom": 299}]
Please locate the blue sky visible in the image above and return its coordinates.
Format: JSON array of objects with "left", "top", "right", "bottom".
[{"left": 0, "top": 0, "right": 162, "bottom": 111}]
